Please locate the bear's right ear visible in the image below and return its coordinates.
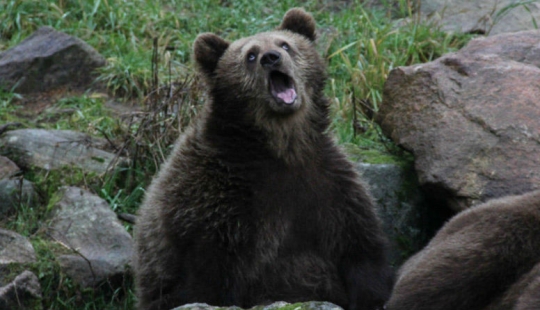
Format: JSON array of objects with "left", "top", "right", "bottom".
[
  {"left": 193, "top": 33, "right": 230, "bottom": 76},
  {"left": 278, "top": 8, "right": 317, "bottom": 42}
]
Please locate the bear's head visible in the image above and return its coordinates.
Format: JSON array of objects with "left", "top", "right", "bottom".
[
  {"left": 193, "top": 8, "right": 326, "bottom": 122},
  {"left": 193, "top": 8, "right": 329, "bottom": 164}
]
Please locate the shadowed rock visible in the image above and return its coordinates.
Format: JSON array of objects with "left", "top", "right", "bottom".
[
  {"left": 0, "top": 179, "right": 40, "bottom": 216},
  {"left": 357, "top": 162, "right": 429, "bottom": 264}
]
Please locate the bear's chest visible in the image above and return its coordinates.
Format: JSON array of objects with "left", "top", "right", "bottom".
[
  {"left": 250, "top": 161, "right": 334, "bottom": 211},
  {"left": 195, "top": 159, "right": 342, "bottom": 256},
  {"left": 248, "top": 163, "right": 337, "bottom": 245}
]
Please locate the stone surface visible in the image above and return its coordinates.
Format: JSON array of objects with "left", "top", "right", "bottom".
[
  {"left": 0, "top": 128, "right": 122, "bottom": 174},
  {"left": 357, "top": 162, "right": 429, "bottom": 263},
  {"left": 172, "top": 301, "right": 343, "bottom": 310},
  {"left": 0, "top": 179, "right": 40, "bottom": 215},
  {"left": 0, "top": 26, "right": 106, "bottom": 93},
  {"left": 0, "top": 229, "right": 36, "bottom": 266},
  {"left": 377, "top": 30, "right": 540, "bottom": 210},
  {"left": 0, "top": 270, "right": 42, "bottom": 310},
  {"left": 0, "top": 156, "right": 19, "bottom": 179},
  {"left": 421, "top": 0, "right": 540, "bottom": 35},
  {"left": 48, "top": 186, "right": 133, "bottom": 287}
]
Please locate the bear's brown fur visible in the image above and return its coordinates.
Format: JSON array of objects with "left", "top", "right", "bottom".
[
  {"left": 483, "top": 261, "right": 540, "bottom": 310},
  {"left": 513, "top": 264, "right": 540, "bottom": 310},
  {"left": 134, "top": 8, "right": 392, "bottom": 310},
  {"left": 387, "top": 190, "right": 540, "bottom": 310}
]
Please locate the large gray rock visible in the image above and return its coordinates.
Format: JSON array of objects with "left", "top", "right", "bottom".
[
  {"left": 0, "top": 179, "right": 40, "bottom": 215},
  {"left": 0, "top": 129, "right": 122, "bottom": 174},
  {"left": 421, "top": 0, "right": 540, "bottom": 35},
  {"left": 0, "top": 229, "right": 36, "bottom": 265},
  {"left": 48, "top": 186, "right": 133, "bottom": 288},
  {"left": 172, "top": 301, "right": 343, "bottom": 310},
  {"left": 377, "top": 30, "right": 540, "bottom": 211},
  {"left": 0, "top": 270, "right": 42, "bottom": 310},
  {"left": 0, "top": 26, "right": 106, "bottom": 93}
]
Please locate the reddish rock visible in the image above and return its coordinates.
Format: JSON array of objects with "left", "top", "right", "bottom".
[
  {"left": 377, "top": 30, "right": 540, "bottom": 211},
  {"left": 0, "top": 156, "right": 19, "bottom": 179}
]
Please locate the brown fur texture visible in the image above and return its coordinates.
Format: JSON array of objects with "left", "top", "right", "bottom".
[
  {"left": 487, "top": 262, "right": 540, "bottom": 310},
  {"left": 387, "top": 190, "right": 540, "bottom": 310},
  {"left": 134, "top": 8, "right": 392, "bottom": 310},
  {"left": 513, "top": 264, "right": 540, "bottom": 310}
]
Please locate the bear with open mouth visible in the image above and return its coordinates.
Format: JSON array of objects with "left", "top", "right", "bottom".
[{"left": 133, "top": 8, "right": 393, "bottom": 310}]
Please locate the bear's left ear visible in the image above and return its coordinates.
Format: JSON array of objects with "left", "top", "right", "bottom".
[
  {"left": 278, "top": 8, "right": 316, "bottom": 42},
  {"left": 193, "top": 33, "right": 230, "bottom": 77}
]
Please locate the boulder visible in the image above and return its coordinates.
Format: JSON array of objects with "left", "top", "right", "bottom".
[
  {"left": 0, "top": 156, "right": 19, "bottom": 179},
  {"left": 0, "top": 128, "right": 122, "bottom": 174},
  {"left": 0, "top": 178, "right": 40, "bottom": 215},
  {"left": 421, "top": 0, "right": 540, "bottom": 35},
  {"left": 377, "top": 30, "right": 540, "bottom": 210},
  {"left": 0, "top": 26, "right": 106, "bottom": 93},
  {"left": 0, "top": 270, "right": 42, "bottom": 310},
  {"left": 48, "top": 186, "right": 133, "bottom": 288},
  {"left": 357, "top": 163, "right": 430, "bottom": 263},
  {"left": 0, "top": 229, "right": 36, "bottom": 265}
]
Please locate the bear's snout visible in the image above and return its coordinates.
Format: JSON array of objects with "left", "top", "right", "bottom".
[{"left": 261, "top": 50, "right": 282, "bottom": 68}]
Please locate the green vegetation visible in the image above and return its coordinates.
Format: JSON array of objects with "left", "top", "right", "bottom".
[
  {"left": 0, "top": 0, "right": 474, "bottom": 308},
  {"left": 0, "top": 0, "right": 474, "bottom": 158}
]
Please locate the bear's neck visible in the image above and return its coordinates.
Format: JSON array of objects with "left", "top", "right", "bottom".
[
  {"left": 203, "top": 101, "right": 324, "bottom": 167},
  {"left": 259, "top": 113, "right": 321, "bottom": 166}
]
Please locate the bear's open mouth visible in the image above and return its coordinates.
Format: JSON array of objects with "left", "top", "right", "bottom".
[{"left": 269, "top": 71, "right": 297, "bottom": 105}]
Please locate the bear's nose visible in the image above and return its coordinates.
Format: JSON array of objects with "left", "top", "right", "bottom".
[{"left": 260, "top": 50, "right": 282, "bottom": 68}]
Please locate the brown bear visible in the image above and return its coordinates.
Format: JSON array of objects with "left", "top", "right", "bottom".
[
  {"left": 134, "top": 8, "right": 393, "bottom": 310},
  {"left": 386, "top": 190, "right": 540, "bottom": 310},
  {"left": 513, "top": 263, "right": 540, "bottom": 310},
  {"left": 492, "top": 262, "right": 540, "bottom": 310}
]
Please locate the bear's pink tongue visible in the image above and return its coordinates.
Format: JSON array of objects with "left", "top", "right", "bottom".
[{"left": 277, "top": 88, "right": 297, "bottom": 104}]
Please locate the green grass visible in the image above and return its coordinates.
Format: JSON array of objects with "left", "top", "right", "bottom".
[
  {"left": 0, "top": 0, "right": 475, "bottom": 308},
  {"left": 39, "top": 95, "right": 122, "bottom": 135},
  {"left": 0, "top": 88, "right": 23, "bottom": 120},
  {"left": 0, "top": 0, "right": 472, "bottom": 153}
]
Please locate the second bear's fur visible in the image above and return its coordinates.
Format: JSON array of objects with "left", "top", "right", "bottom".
[
  {"left": 134, "top": 8, "right": 393, "bottom": 310},
  {"left": 387, "top": 190, "right": 540, "bottom": 310}
]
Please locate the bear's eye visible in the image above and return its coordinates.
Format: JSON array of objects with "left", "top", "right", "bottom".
[
  {"left": 247, "top": 53, "right": 256, "bottom": 62},
  {"left": 281, "top": 43, "right": 290, "bottom": 51}
]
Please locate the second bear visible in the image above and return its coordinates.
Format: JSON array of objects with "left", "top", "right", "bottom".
[{"left": 387, "top": 190, "right": 540, "bottom": 310}]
